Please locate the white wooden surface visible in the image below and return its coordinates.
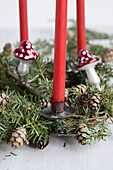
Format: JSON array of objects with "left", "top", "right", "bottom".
[{"left": 0, "top": 129, "right": 113, "bottom": 170}]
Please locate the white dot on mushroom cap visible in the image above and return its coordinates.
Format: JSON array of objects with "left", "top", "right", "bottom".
[
  {"left": 20, "top": 54, "right": 23, "bottom": 57},
  {"left": 81, "top": 57, "right": 85, "bottom": 61},
  {"left": 22, "top": 49, "right": 24, "bottom": 52},
  {"left": 85, "top": 58, "right": 89, "bottom": 60},
  {"left": 16, "top": 53, "right": 18, "bottom": 56},
  {"left": 82, "top": 51, "right": 86, "bottom": 55},
  {"left": 24, "top": 56, "right": 29, "bottom": 60},
  {"left": 27, "top": 50, "right": 30, "bottom": 53}
]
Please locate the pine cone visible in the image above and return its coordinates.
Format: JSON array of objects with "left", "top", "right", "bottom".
[
  {"left": 40, "top": 98, "right": 51, "bottom": 108},
  {"left": 0, "top": 108, "right": 3, "bottom": 113},
  {"left": 0, "top": 93, "right": 9, "bottom": 107},
  {"left": 75, "top": 84, "right": 87, "bottom": 94},
  {"left": 70, "top": 84, "right": 87, "bottom": 99},
  {"left": 35, "top": 136, "right": 49, "bottom": 149},
  {"left": 102, "top": 49, "right": 113, "bottom": 63},
  {"left": 65, "top": 96, "right": 71, "bottom": 106},
  {"left": 56, "top": 127, "right": 68, "bottom": 135},
  {"left": 90, "top": 93, "right": 101, "bottom": 111},
  {"left": 76, "top": 123, "right": 89, "bottom": 145},
  {"left": 10, "top": 126, "right": 27, "bottom": 149},
  {"left": 67, "top": 30, "right": 75, "bottom": 39},
  {"left": 3, "top": 43, "right": 12, "bottom": 55},
  {"left": 65, "top": 88, "right": 69, "bottom": 98},
  {"left": 78, "top": 94, "right": 89, "bottom": 106}
]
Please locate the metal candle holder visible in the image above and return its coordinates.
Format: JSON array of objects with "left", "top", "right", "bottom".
[{"left": 41, "top": 101, "right": 75, "bottom": 119}]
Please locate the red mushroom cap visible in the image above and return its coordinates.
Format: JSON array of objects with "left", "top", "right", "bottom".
[
  {"left": 13, "top": 40, "right": 38, "bottom": 61},
  {"left": 76, "top": 49, "right": 99, "bottom": 69}
]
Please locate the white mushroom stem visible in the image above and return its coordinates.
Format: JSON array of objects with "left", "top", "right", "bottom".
[
  {"left": 18, "top": 60, "right": 30, "bottom": 75},
  {"left": 85, "top": 68, "right": 101, "bottom": 91},
  {"left": 79, "top": 62, "right": 101, "bottom": 91}
]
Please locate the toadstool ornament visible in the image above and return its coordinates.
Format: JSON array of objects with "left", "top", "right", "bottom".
[
  {"left": 76, "top": 49, "right": 101, "bottom": 90},
  {"left": 14, "top": 40, "right": 38, "bottom": 74}
]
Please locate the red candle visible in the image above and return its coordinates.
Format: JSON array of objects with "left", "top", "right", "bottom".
[
  {"left": 19, "top": 0, "right": 28, "bottom": 42},
  {"left": 53, "top": 0, "right": 67, "bottom": 111},
  {"left": 76, "top": 0, "right": 86, "bottom": 54}
]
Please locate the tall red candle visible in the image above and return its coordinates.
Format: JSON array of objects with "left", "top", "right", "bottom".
[
  {"left": 53, "top": 0, "right": 68, "bottom": 111},
  {"left": 19, "top": 0, "right": 28, "bottom": 42},
  {"left": 76, "top": 0, "right": 86, "bottom": 54}
]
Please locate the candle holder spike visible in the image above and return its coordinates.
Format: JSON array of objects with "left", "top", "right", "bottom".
[{"left": 41, "top": 101, "right": 75, "bottom": 119}]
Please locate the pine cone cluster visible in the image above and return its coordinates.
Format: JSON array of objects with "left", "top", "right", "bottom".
[
  {"left": 3, "top": 43, "right": 12, "bottom": 56},
  {"left": 76, "top": 123, "right": 89, "bottom": 145},
  {"left": 67, "top": 84, "right": 101, "bottom": 112},
  {"left": 90, "top": 93, "right": 101, "bottom": 111},
  {"left": 66, "top": 84, "right": 87, "bottom": 106},
  {"left": 0, "top": 93, "right": 9, "bottom": 107},
  {"left": 10, "top": 126, "right": 27, "bottom": 149},
  {"left": 40, "top": 98, "right": 51, "bottom": 108},
  {"left": 78, "top": 93, "right": 101, "bottom": 111},
  {"left": 78, "top": 94, "right": 89, "bottom": 106},
  {"left": 102, "top": 49, "right": 113, "bottom": 63}
]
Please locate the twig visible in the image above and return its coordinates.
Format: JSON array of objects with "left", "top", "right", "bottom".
[
  {"left": 101, "top": 110, "right": 108, "bottom": 133},
  {"left": 4, "top": 69, "right": 45, "bottom": 98},
  {"left": 86, "top": 115, "right": 107, "bottom": 121},
  {"left": 107, "top": 112, "right": 113, "bottom": 123},
  {"left": 27, "top": 75, "right": 39, "bottom": 83},
  {"left": 100, "top": 73, "right": 113, "bottom": 78},
  {"left": 10, "top": 100, "right": 41, "bottom": 115}
]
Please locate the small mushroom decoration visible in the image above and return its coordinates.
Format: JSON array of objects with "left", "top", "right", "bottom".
[
  {"left": 77, "top": 49, "right": 101, "bottom": 90},
  {"left": 13, "top": 40, "right": 38, "bottom": 74}
]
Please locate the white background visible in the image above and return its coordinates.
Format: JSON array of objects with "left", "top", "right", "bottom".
[
  {"left": 0, "top": 0, "right": 113, "bottom": 48},
  {"left": 0, "top": 0, "right": 113, "bottom": 29}
]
